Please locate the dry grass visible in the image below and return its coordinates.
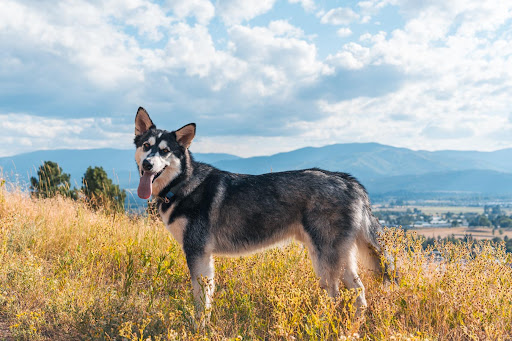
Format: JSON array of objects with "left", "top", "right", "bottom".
[{"left": 1, "top": 183, "right": 512, "bottom": 340}]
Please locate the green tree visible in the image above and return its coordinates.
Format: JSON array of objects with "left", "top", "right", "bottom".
[
  {"left": 469, "top": 214, "right": 491, "bottom": 227},
  {"left": 81, "top": 166, "right": 126, "bottom": 211},
  {"left": 497, "top": 216, "right": 512, "bottom": 228},
  {"left": 30, "top": 161, "right": 73, "bottom": 198}
]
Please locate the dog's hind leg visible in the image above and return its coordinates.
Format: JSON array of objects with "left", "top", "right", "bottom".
[
  {"left": 340, "top": 241, "right": 367, "bottom": 315},
  {"left": 187, "top": 253, "right": 215, "bottom": 322},
  {"left": 300, "top": 221, "right": 346, "bottom": 298},
  {"left": 297, "top": 226, "right": 340, "bottom": 295}
]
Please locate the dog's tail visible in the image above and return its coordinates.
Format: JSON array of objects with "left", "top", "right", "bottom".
[{"left": 357, "top": 209, "right": 397, "bottom": 282}]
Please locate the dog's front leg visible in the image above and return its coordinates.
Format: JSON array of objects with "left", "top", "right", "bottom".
[{"left": 187, "top": 252, "right": 215, "bottom": 323}]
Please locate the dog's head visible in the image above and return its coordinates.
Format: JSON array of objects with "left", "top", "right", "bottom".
[{"left": 134, "top": 107, "right": 195, "bottom": 199}]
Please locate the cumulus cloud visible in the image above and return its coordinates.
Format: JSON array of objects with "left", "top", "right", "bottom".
[
  {"left": 0, "top": 0, "right": 145, "bottom": 90},
  {"left": 227, "top": 21, "right": 331, "bottom": 97},
  {"left": 336, "top": 27, "right": 353, "bottom": 37},
  {"left": 165, "top": 0, "right": 215, "bottom": 25},
  {"left": 0, "top": 113, "right": 132, "bottom": 157},
  {"left": 320, "top": 7, "right": 360, "bottom": 25},
  {"left": 288, "top": 0, "right": 315, "bottom": 12},
  {"left": 326, "top": 43, "right": 371, "bottom": 70},
  {"left": 1, "top": 0, "right": 512, "bottom": 158},
  {"left": 216, "top": 0, "right": 276, "bottom": 25}
]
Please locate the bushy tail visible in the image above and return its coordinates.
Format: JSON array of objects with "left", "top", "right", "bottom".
[{"left": 357, "top": 212, "right": 397, "bottom": 283}]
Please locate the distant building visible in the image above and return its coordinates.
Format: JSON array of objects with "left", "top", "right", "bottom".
[{"left": 413, "top": 216, "right": 452, "bottom": 228}]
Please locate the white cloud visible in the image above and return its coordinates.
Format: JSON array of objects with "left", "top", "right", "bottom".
[
  {"left": 0, "top": 113, "right": 132, "bottom": 157},
  {"left": 104, "top": 0, "right": 174, "bottom": 41},
  {"left": 216, "top": 0, "right": 276, "bottom": 25},
  {"left": 164, "top": 23, "right": 246, "bottom": 83},
  {"left": 268, "top": 20, "right": 305, "bottom": 38},
  {"left": 326, "top": 43, "right": 370, "bottom": 70},
  {"left": 320, "top": 7, "right": 360, "bottom": 26},
  {"left": 336, "top": 27, "right": 353, "bottom": 37},
  {"left": 305, "top": 67, "right": 512, "bottom": 152},
  {"left": 228, "top": 22, "right": 331, "bottom": 96},
  {"left": 288, "top": 0, "right": 315, "bottom": 12},
  {"left": 165, "top": 0, "right": 215, "bottom": 25},
  {"left": 0, "top": 0, "right": 146, "bottom": 89}
]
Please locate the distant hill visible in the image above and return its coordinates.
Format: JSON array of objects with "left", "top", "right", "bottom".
[
  {"left": 0, "top": 148, "right": 241, "bottom": 189},
  {"left": 2, "top": 144, "right": 512, "bottom": 199},
  {"left": 213, "top": 143, "right": 512, "bottom": 179},
  {"left": 365, "top": 169, "right": 512, "bottom": 195}
]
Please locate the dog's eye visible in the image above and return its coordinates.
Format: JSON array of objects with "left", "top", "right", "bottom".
[
  {"left": 161, "top": 148, "right": 170, "bottom": 154},
  {"left": 143, "top": 142, "right": 151, "bottom": 150}
]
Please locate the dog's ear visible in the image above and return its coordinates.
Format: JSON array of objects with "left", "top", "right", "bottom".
[
  {"left": 175, "top": 123, "right": 196, "bottom": 149},
  {"left": 135, "top": 107, "right": 155, "bottom": 136}
]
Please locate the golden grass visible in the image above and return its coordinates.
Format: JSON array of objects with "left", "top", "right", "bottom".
[{"left": 1, "top": 183, "right": 512, "bottom": 340}]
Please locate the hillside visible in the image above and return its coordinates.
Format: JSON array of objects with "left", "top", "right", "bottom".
[{"left": 1, "top": 186, "right": 511, "bottom": 339}]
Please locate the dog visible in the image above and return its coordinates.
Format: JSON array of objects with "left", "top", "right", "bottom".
[{"left": 133, "top": 107, "right": 392, "bottom": 318}]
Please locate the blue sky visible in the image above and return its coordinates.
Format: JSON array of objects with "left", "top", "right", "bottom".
[{"left": 0, "top": 0, "right": 511, "bottom": 157}]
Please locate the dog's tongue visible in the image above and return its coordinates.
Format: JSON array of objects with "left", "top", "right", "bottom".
[{"left": 137, "top": 172, "right": 155, "bottom": 199}]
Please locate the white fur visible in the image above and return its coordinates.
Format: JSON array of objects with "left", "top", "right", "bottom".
[
  {"left": 158, "top": 140, "right": 168, "bottom": 149},
  {"left": 190, "top": 254, "right": 215, "bottom": 313},
  {"left": 151, "top": 154, "right": 181, "bottom": 195}
]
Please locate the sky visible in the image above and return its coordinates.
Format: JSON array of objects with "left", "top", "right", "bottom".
[{"left": 0, "top": 0, "right": 511, "bottom": 158}]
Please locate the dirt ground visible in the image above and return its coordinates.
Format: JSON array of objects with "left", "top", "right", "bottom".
[{"left": 409, "top": 226, "right": 512, "bottom": 240}]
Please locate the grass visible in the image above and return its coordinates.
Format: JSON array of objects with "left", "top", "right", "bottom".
[{"left": 1, "top": 183, "right": 512, "bottom": 340}]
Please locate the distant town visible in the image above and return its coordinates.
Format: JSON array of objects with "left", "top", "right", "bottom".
[{"left": 373, "top": 203, "right": 512, "bottom": 252}]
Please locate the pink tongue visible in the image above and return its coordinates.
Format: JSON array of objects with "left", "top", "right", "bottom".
[{"left": 137, "top": 172, "right": 155, "bottom": 199}]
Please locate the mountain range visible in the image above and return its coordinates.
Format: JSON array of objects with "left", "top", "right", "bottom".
[{"left": 2, "top": 143, "right": 512, "bottom": 201}]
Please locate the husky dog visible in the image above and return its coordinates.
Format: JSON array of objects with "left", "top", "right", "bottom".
[{"left": 134, "top": 107, "right": 392, "bottom": 317}]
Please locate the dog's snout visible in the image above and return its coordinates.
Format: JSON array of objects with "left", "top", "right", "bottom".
[{"left": 142, "top": 159, "right": 153, "bottom": 171}]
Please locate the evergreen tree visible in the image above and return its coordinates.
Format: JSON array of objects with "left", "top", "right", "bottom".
[
  {"left": 30, "top": 161, "right": 73, "bottom": 198},
  {"left": 81, "top": 166, "right": 126, "bottom": 211}
]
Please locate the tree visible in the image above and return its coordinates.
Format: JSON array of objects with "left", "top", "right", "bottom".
[
  {"left": 81, "top": 166, "right": 126, "bottom": 211},
  {"left": 30, "top": 161, "right": 73, "bottom": 198},
  {"left": 497, "top": 216, "right": 512, "bottom": 228},
  {"left": 469, "top": 214, "right": 491, "bottom": 227}
]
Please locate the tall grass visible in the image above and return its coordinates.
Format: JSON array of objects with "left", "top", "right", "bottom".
[{"left": 0, "top": 182, "right": 511, "bottom": 340}]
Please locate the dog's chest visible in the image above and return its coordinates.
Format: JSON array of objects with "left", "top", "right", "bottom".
[{"left": 159, "top": 203, "right": 188, "bottom": 245}]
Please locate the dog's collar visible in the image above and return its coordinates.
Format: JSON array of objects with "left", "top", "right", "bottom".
[{"left": 156, "top": 191, "right": 174, "bottom": 204}]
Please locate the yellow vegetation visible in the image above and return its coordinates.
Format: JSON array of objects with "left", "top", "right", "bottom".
[{"left": 0, "top": 183, "right": 511, "bottom": 340}]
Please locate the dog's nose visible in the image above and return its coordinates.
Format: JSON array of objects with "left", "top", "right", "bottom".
[{"left": 142, "top": 159, "right": 153, "bottom": 171}]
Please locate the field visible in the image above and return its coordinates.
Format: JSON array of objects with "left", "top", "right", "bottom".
[
  {"left": 410, "top": 227, "right": 512, "bottom": 240},
  {"left": 374, "top": 206, "right": 487, "bottom": 215},
  {"left": 1, "top": 184, "right": 512, "bottom": 340}
]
